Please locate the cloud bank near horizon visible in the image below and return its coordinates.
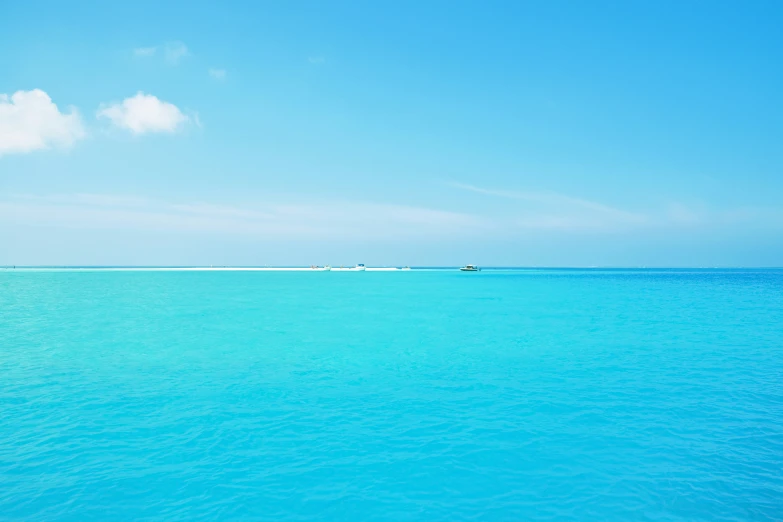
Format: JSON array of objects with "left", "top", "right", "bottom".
[
  {"left": 2, "top": 190, "right": 781, "bottom": 247},
  {"left": 0, "top": 193, "right": 484, "bottom": 241}
]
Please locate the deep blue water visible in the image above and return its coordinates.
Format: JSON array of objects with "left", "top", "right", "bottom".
[{"left": 1, "top": 269, "right": 782, "bottom": 521}]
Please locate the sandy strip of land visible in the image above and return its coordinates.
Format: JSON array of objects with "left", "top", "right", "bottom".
[{"left": 168, "top": 267, "right": 405, "bottom": 271}]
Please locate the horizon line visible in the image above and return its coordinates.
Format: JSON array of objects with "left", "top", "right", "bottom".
[{"left": 2, "top": 265, "right": 782, "bottom": 270}]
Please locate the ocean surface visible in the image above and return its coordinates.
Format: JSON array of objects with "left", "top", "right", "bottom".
[{"left": 1, "top": 268, "right": 782, "bottom": 521}]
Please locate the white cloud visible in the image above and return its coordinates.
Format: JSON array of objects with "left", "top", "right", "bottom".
[
  {"left": 164, "top": 41, "right": 189, "bottom": 65},
  {"left": 97, "top": 92, "right": 189, "bottom": 134},
  {"left": 208, "top": 68, "right": 226, "bottom": 80},
  {"left": 134, "top": 47, "right": 157, "bottom": 57},
  {"left": 0, "top": 89, "right": 85, "bottom": 156}
]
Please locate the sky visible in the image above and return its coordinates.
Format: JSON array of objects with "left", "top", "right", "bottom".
[{"left": 1, "top": 0, "right": 782, "bottom": 267}]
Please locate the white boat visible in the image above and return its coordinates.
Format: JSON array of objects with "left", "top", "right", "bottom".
[
  {"left": 402, "top": 266, "right": 411, "bottom": 270},
  {"left": 354, "top": 264, "right": 366, "bottom": 271},
  {"left": 323, "top": 265, "right": 331, "bottom": 271},
  {"left": 460, "top": 264, "right": 480, "bottom": 272}
]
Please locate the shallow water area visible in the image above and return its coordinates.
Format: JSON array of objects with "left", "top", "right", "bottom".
[{"left": 1, "top": 268, "right": 782, "bottom": 520}]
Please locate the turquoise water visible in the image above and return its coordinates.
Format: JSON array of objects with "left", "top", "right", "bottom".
[{"left": 1, "top": 269, "right": 782, "bottom": 521}]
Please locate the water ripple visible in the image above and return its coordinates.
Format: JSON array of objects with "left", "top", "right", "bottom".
[{"left": 1, "top": 270, "right": 782, "bottom": 520}]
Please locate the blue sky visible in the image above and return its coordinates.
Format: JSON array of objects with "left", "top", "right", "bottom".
[{"left": 1, "top": 0, "right": 782, "bottom": 266}]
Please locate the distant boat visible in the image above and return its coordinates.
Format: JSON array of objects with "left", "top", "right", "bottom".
[
  {"left": 460, "top": 264, "right": 480, "bottom": 272},
  {"left": 324, "top": 265, "right": 331, "bottom": 271},
  {"left": 355, "top": 264, "right": 366, "bottom": 271},
  {"left": 402, "top": 266, "right": 411, "bottom": 270}
]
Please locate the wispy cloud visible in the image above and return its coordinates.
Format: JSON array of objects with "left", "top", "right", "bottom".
[
  {"left": 0, "top": 194, "right": 485, "bottom": 240},
  {"left": 164, "top": 41, "right": 189, "bottom": 65},
  {"left": 208, "top": 68, "right": 226, "bottom": 80},
  {"left": 450, "top": 182, "right": 648, "bottom": 230},
  {"left": 134, "top": 42, "right": 189, "bottom": 65},
  {"left": 12, "top": 194, "right": 150, "bottom": 207},
  {"left": 450, "top": 181, "right": 783, "bottom": 232},
  {"left": 451, "top": 182, "right": 642, "bottom": 217},
  {"left": 133, "top": 47, "right": 157, "bottom": 57},
  {"left": 665, "top": 202, "right": 706, "bottom": 226}
]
